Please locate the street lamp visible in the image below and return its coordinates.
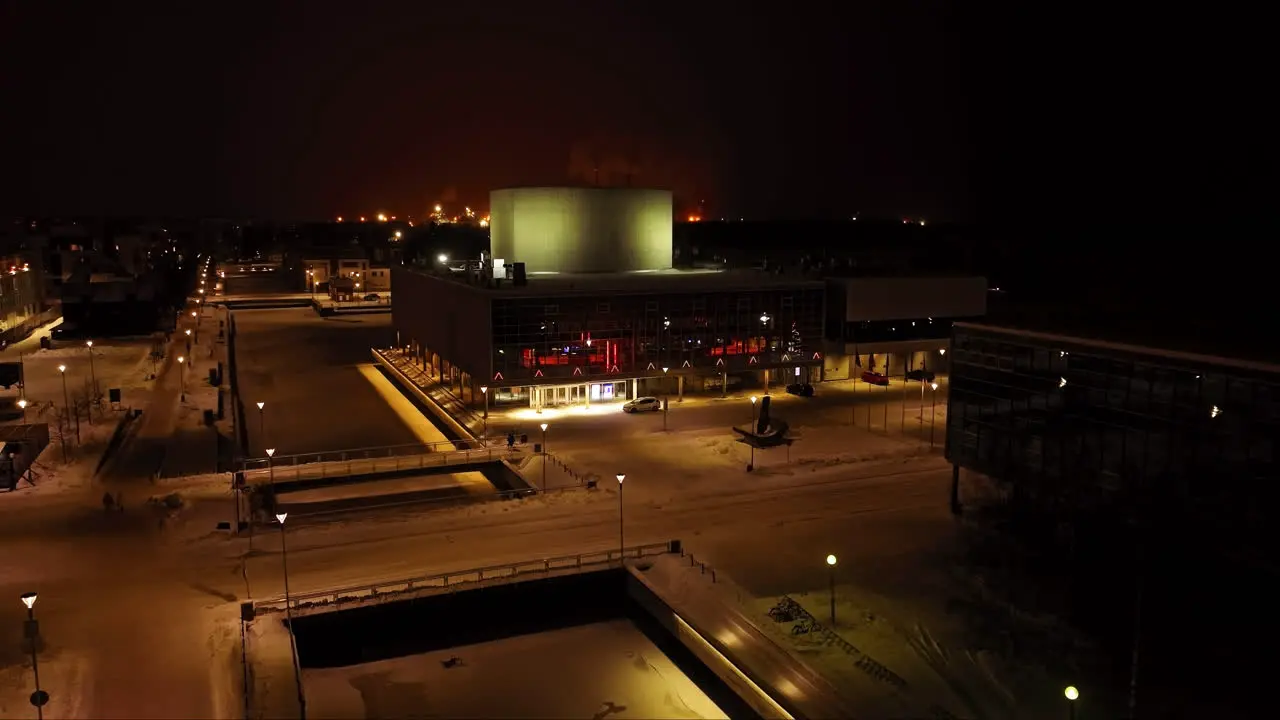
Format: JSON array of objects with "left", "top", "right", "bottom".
[
  {"left": 177, "top": 355, "right": 186, "bottom": 401},
  {"left": 256, "top": 401, "right": 266, "bottom": 449},
  {"left": 21, "top": 591, "right": 47, "bottom": 718},
  {"left": 266, "top": 448, "right": 276, "bottom": 486},
  {"left": 929, "top": 382, "right": 939, "bottom": 448},
  {"left": 57, "top": 364, "right": 77, "bottom": 444},
  {"left": 85, "top": 341, "right": 98, "bottom": 422},
  {"left": 275, "top": 513, "right": 306, "bottom": 719},
  {"left": 750, "top": 395, "right": 758, "bottom": 429},
  {"left": 539, "top": 423, "right": 548, "bottom": 491},
  {"left": 1064, "top": 685, "right": 1079, "bottom": 720},
  {"left": 616, "top": 473, "right": 626, "bottom": 559},
  {"left": 479, "top": 386, "right": 488, "bottom": 438},
  {"left": 662, "top": 367, "right": 670, "bottom": 431},
  {"left": 826, "top": 554, "right": 838, "bottom": 625},
  {"left": 18, "top": 398, "right": 27, "bottom": 422}
]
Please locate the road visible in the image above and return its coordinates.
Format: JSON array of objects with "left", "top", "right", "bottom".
[
  {"left": 232, "top": 308, "right": 419, "bottom": 457},
  {"left": 0, "top": 425, "right": 961, "bottom": 720}
]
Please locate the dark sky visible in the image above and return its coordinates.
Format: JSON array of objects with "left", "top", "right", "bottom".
[{"left": 0, "top": 2, "right": 1266, "bottom": 224}]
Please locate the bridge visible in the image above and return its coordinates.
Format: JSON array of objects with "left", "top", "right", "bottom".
[{"left": 238, "top": 440, "right": 512, "bottom": 486}]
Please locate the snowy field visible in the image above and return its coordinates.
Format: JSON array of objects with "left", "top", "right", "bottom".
[{"left": 303, "top": 620, "right": 725, "bottom": 719}]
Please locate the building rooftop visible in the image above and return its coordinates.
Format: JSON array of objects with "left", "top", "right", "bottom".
[
  {"left": 412, "top": 266, "right": 824, "bottom": 297},
  {"left": 956, "top": 322, "right": 1280, "bottom": 377}
]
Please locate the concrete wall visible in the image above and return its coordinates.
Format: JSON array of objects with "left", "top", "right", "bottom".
[
  {"left": 834, "top": 276, "right": 987, "bottom": 322},
  {"left": 390, "top": 268, "right": 491, "bottom": 382},
  {"left": 489, "top": 187, "right": 673, "bottom": 274}
]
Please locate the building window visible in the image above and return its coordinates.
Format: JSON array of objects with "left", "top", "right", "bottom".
[{"left": 597, "top": 302, "right": 611, "bottom": 314}]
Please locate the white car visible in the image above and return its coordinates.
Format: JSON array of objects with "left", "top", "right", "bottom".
[{"left": 623, "top": 396, "right": 662, "bottom": 413}]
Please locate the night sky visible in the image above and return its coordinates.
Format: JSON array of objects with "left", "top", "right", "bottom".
[{"left": 0, "top": 2, "right": 1264, "bottom": 224}]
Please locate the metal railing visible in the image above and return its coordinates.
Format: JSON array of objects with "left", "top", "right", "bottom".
[
  {"left": 239, "top": 439, "right": 498, "bottom": 471},
  {"left": 251, "top": 541, "right": 678, "bottom": 614},
  {"left": 377, "top": 348, "right": 486, "bottom": 431},
  {"left": 240, "top": 444, "right": 511, "bottom": 482}
]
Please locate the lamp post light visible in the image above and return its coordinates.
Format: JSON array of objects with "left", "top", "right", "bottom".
[
  {"left": 256, "top": 401, "right": 266, "bottom": 449},
  {"left": 662, "top": 367, "right": 670, "bottom": 431},
  {"left": 929, "top": 382, "right": 939, "bottom": 448},
  {"left": 266, "top": 448, "right": 276, "bottom": 486},
  {"left": 826, "top": 554, "right": 838, "bottom": 626},
  {"left": 21, "top": 592, "right": 47, "bottom": 718},
  {"left": 275, "top": 513, "right": 306, "bottom": 719},
  {"left": 480, "top": 386, "right": 488, "bottom": 438},
  {"left": 750, "top": 395, "right": 758, "bottom": 429},
  {"left": 18, "top": 398, "right": 28, "bottom": 422},
  {"left": 1064, "top": 685, "right": 1079, "bottom": 720},
  {"left": 539, "top": 423, "right": 548, "bottom": 491},
  {"left": 616, "top": 473, "right": 626, "bottom": 560},
  {"left": 57, "top": 364, "right": 77, "bottom": 444},
  {"left": 177, "top": 355, "right": 186, "bottom": 401},
  {"left": 85, "top": 340, "right": 97, "bottom": 422}
]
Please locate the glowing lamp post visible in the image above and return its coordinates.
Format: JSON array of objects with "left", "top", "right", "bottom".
[
  {"left": 276, "top": 513, "right": 306, "bottom": 718},
  {"left": 479, "top": 386, "right": 488, "bottom": 438},
  {"left": 18, "top": 398, "right": 27, "bottom": 422},
  {"left": 1064, "top": 685, "right": 1079, "bottom": 719},
  {"left": 177, "top": 355, "right": 186, "bottom": 401},
  {"left": 266, "top": 448, "right": 276, "bottom": 486},
  {"left": 929, "top": 382, "right": 939, "bottom": 448},
  {"left": 826, "top": 554, "right": 838, "bottom": 625},
  {"left": 750, "top": 395, "right": 758, "bottom": 428},
  {"left": 539, "top": 423, "right": 548, "bottom": 491},
  {"left": 662, "top": 367, "right": 670, "bottom": 431},
  {"left": 616, "top": 473, "right": 626, "bottom": 560},
  {"left": 57, "top": 364, "right": 77, "bottom": 444},
  {"left": 21, "top": 592, "right": 47, "bottom": 717},
  {"left": 85, "top": 340, "right": 97, "bottom": 421},
  {"left": 256, "top": 401, "right": 267, "bottom": 449}
]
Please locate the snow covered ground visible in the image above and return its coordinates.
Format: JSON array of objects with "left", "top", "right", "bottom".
[{"left": 302, "top": 620, "right": 725, "bottom": 719}]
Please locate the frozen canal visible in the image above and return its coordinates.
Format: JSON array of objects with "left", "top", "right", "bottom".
[
  {"left": 303, "top": 619, "right": 727, "bottom": 719},
  {"left": 231, "top": 308, "right": 430, "bottom": 457}
]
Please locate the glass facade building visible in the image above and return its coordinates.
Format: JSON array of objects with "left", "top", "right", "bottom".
[
  {"left": 946, "top": 323, "right": 1278, "bottom": 528},
  {"left": 489, "top": 284, "right": 825, "bottom": 384}
]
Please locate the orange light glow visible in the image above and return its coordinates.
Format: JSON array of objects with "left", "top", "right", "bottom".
[
  {"left": 687, "top": 215, "right": 702, "bottom": 222},
  {"left": 336, "top": 216, "right": 344, "bottom": 222}
]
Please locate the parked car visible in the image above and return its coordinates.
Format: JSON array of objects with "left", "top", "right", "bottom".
[
  {"left": 905, "top": 369, "right": 936, "bottom": 382},
  {"left": 785, "top": 383, "right": 815, "bottom": 397},
  {"left": 362, "top": 293, "right": 381, "bottom": 301},
  {"left": 623, "top": 396, "right": 662, "bottom": 413},
  {"left": 861, "top": 370, "right": 890, "bottom": 386}
]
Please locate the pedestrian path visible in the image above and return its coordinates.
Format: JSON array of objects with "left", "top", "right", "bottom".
[{"left": 98, "top": 303, "right": 228, "bottom": 484}]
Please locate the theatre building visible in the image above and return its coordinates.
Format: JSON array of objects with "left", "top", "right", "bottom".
[{"left": 392, "top": 186, "right": 986, "bottom": 411}]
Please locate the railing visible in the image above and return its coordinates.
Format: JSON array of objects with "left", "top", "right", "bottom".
[
  {"left": 241, "top": 445, "right": 511, "bottom": 482},
  {"left": 377, "top": 348, "right": 486, "bottom": 431},
  {"left": 239, "top": 439, "right": 498, "bottom": 472},
  {"left": 251, "top": 541, "right": 679, "bottom": 615}
]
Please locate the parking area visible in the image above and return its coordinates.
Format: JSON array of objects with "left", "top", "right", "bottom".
[{"left": 232, "top": 308, "right": 424, "bottom": 458}]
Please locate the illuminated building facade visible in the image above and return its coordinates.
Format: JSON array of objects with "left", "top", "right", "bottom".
[{"left": 946, "top": 322, "right": 1278, "bottom": 527}]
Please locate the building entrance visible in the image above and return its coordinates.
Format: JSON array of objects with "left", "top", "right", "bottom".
[{"left": 528, "top": 382, "right": 631, "bottom": 410}]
